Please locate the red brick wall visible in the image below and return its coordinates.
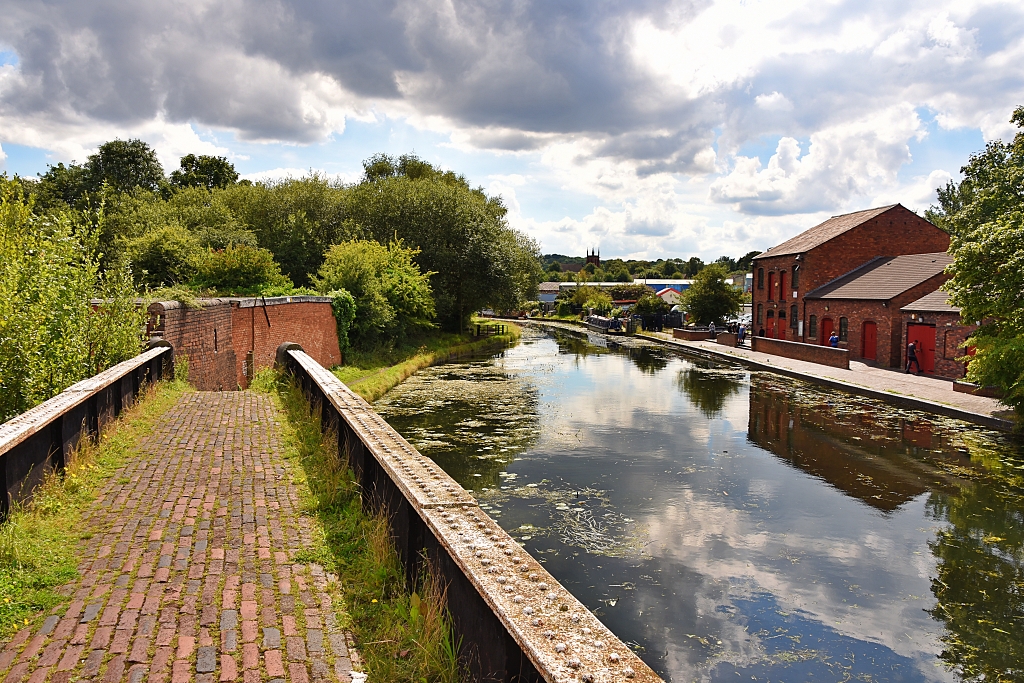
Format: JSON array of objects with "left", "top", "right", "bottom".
[
  {"left": 149, "top": 301, "right": 237, "bottom": 391},
  {"left": 149, "top": 297, "right": 340, "bottom": 390},
  {"left": 901, "top": 311, "right": 975, "bottom": 379},
  {"left": 802, "top": 274, "right": 950, "bottom": 368},
  {"left": 752, "top": 205, "right": 950, "bottom": 342},
  {"left": 752, "top": 336, "right": 849, "bottom": 368},
  {"left": 232, "top": 300, "right": 341, "bottom": 388}
]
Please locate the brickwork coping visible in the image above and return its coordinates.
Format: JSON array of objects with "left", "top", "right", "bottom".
[
  {"left": 280, "top": 346, "right": 662, "bottom": 683},
  {"left": 751, "top": 336, "right": 849, "bottom": 369},
  {"left": 0, "top": 345, "right": 173, "bottom": 517}
]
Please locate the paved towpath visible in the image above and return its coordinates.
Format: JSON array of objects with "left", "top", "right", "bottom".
[
  {"left": 639, "top": 330, "right": 1011, "bottom": 427},
  {"left": 0, "top": 392, "right": 361, "bottom": 683}
]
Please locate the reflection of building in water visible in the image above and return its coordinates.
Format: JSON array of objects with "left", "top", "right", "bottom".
[{"left": 746, "top": 378, "right": 948, "bottom": 511}]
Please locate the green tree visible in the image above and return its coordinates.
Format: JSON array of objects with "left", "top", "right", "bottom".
[
  {"left": 169, "top": 154, "right": 239, "bottom": 191},
  {"left": 0, "top": 177, "right": 144, "bottom": 422},
  {"left": 327, "top": 289, "right": 357, "bottom": 351},
  {"left": 682, "top": 256, "right": 705, "bottom": 277},
  {"left": 85, "top": 139, "right": 165, "bottom": 194},
  {"left": 125, "top": 225, "right": 203, "bottom": 288},
  {"left": 345, "top": 155, "right": 540, "bottom": 331},
  {"left": 736, "top": 250, "right": 761, "bottom": 272},
  {"left": 547, "top": 261, "right": 562, "bottom": 273},
  {"left": 191, "top": 244, "right": 292, "bottom": 295},
  {"left": 312, "top": 239, "right": 435, "bottom": 349},
  {"left": 683, "top": 263, "right": 743, "bottom": 325},
  {"left": 934, "top": 107, "right": 1024, "bottom": 416},
  {"left": 33, "top": 162, "right": 93, "bottom": 210},
  {"left": 583, "top": 291, "right": 613, "bottom": 315},
  {"left": 633, "top": 292, "right": 670, "bottom": 316}
]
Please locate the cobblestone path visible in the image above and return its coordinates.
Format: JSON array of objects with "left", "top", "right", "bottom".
[{"left": 0, "top": 392, "right": 361, "bottom": 683}]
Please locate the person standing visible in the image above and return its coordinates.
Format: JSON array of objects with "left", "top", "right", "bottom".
[
  {"left": 829, "top": 331, "right": 839, "bottom": 348},
  {"left": 709, "top": 321, "right": 716, "bottom": 336},
  {"left": 906, "top": 340, "right": 922, "bottom": 374}
]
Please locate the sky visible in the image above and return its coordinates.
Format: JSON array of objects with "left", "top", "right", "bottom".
[{"left": 1, "top": 0, "right": 1022, "bottom": 260}]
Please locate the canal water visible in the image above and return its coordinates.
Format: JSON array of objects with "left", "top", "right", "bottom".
[{"left": 374, "top": 326, "right": 1023, "bottom": 682}]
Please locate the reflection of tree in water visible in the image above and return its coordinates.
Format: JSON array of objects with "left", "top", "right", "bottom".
[
  {"left": 926, "top": 445, "right": 1024, "bottom": 682},
  {"left": 676, "top": 366, "right": 743, "bottom": 417},
  {"left": 552, "top": 330, "right": 609, "bottom": 360},
  {"left": 625, "top": 346, "right": 669, "bottom": 374},
  {"left": 374, "top": 362, "right": 541, "bottom": 489}
]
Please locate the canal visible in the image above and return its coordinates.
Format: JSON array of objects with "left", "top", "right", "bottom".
[{"left": 374, "top": 326, "right": 1024, "bottom": 682}]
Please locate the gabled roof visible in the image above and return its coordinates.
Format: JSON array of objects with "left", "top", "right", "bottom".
[
  {"left": 755, "top": 205, "right": 900, "bottom": 259},
  {"left": 804, "top": 252, "right": 952, "bottom": 301},
  {"left": 901, "top": 289, "right": 961, "bottom": 313}
]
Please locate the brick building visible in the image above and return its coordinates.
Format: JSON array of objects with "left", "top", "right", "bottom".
[
  {"left": 752, "top": 204, "right": 949, "bottom": 341},
  {"left": 900, "top": 290, "right": 976, "bottom": 378},
  {"left": 802, "top": 252, "right": 952, "bottom": 368},
  {"left": 148, "top": 296, "right": 341, "bottom": 390}
]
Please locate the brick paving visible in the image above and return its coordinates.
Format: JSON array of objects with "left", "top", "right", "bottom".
[{"left": 0, "top": 392, "right": 362, "bottom": 683}]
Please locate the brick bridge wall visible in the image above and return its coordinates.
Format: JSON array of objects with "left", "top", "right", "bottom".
[
  {"left": 148, "top": 297, "right": 340, "bottom": 390},
  {"left": 752, "top": 336, "right": 850, "bottom": 369}
]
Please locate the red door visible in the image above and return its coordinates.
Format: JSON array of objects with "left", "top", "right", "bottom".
[
  {"left": 777, "top": 318, "right": 786, "bottom": 340},
  {"left": 821, "top": 318, "right": 834, "bottom": 346},
  {"left": 907, "top": 324, "right": 936, "bottom": 373},
  {"left": 767, "top": 315, "right": 776, "bottom": 338},
  {"left": 862, "top": 321, "right": 877, "bottom": 361}
]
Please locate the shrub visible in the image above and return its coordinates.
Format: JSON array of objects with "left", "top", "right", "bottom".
[
  {"left": 313, "top": 240, "right": 435, "bottom": 349},
  {"left": 126, "top": 224, "right": 202, "bottom": 287},
  {"left": 0, "top": 177, "right": 145, "bottom": 422},
  {"left": 191, "top": 244, "right": 292, "bottom": 295},
  {"left": 328, "top": 289, "right": 357, "bottom": 351}
]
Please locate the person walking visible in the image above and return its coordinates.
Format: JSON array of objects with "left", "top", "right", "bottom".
[
  {"left": 738, "top": 324, "right": 746, "bottom": 344},
  {"left": 906, "top": 340, "right": 922, "bottom": 374},
  {"left": 829, "top": 331, "right": 839, "bottom": 348}
]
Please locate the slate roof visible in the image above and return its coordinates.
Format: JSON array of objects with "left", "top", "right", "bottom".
[
  {"left": 538, "top": 282, "right": 562, "bottom": 293},
  {"left": 804, "top": 252, "right": 952, "bottom": 300},
  {"left": 755, "top": 205, "right": 899, "bottom": 259},
  {"left": 901, "top": 289, "right": 961, "bottom": 313}
]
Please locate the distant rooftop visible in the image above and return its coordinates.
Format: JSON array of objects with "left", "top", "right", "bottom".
[
  {"left": 901, "top": 289, "right": 961, "bottom": 313},
  {"left": 804, "top": 252, "right": 952, "bottom": 300},
  {"left": 755, "top": 205, "right": 900, "bottom": 259}
]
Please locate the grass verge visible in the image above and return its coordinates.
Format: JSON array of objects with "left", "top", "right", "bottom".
[
  {"left": 333, "top": 322, "right": 520, "bottom": 402},
  {"left": 256, "top": 371, "right": 460, "bottom": 683},
  {"left": 0, "top": 375, "right": 189, "bottom": 637}
]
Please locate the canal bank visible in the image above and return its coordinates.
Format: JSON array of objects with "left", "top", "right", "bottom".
[{"left": 514, "top": 319, "right": 1015, "bottom": 431}]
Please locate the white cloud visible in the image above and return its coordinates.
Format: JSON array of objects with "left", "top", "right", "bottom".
[
  {"left": 754, "top": 91, "right": 793, "bottom": 112},
  {"left": 708, "top": 106, "right": 925, "bottom": 214},
  {"left": 0, "top": 142, "right": 6, "bottom": 169}
]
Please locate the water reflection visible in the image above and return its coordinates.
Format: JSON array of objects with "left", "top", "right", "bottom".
[{"left": 376, "top": 327, "right": 1024, "bottom": 682}]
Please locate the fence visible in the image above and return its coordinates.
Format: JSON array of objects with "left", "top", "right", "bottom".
[
  {"left": 276, "top": 342, "right": 660, "bottom": 683},
  {"left": 0, "top": 343, "right": 174, "bottom": 518}
]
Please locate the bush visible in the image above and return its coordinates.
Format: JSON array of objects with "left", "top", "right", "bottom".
[
  {"left": 313, "top": 239, "right": 435, "bottom": 349},
  {"left": 191, "top": 244, "right": 292, "bottom": 295},
  {"left": 328, "top": 289, "right": 357, "bottom": 351},
  {"left": 633, "top": 292, "right": 670, "bottom": 316},
  {"left": 125, "top": 224, "right": 203, "bottom": 288},
  {"left": 0, "top": 177, "right": 145, "bottom": 422}
]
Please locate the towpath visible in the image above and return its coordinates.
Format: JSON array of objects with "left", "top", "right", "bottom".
[
  {"left": 518, "top": 319, "right": 1013, "bottom": 429},
  {"left": 0, "top": 391, "right": 360, "bottom": 683}
]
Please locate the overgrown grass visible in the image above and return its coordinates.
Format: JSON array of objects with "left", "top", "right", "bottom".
[
  {"left": 255, "top": 371, "right": 461, "bottom": 683},
  {"left": 0, "top": 375, "right": 189, "bottom": 637},
  {"left": 334, "top": 322, "right": 520, "bottom": 402}
]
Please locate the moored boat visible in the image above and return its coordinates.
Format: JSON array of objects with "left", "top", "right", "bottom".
[{"left": 584, "top": 315, "right": 624, "bottom": 334}]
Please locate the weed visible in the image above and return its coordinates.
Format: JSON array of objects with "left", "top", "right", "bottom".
[{"left": 270, "top": 374, "right": 461, "bottom": 683}]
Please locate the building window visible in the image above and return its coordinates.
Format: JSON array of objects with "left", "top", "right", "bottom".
[
  {"left": 779, "top": 271, "right": 786, "bottom": 296},
  {"left": 758, "top": 268, "right": 764, "bottom": 290},
  {"left": 839, "top": 317, "right": 848, "bottom": 342},
  {"left": 757, "top": 304, "right": 763, "bottom": 325},
  {"left": 778, "top": 310, "right": 786, "bottom": 322},
  {"left": 767, "top": 272, "right": 775, "bottom": 300},
  {"left": 809, "top": 315, "right": 817, "bottom": 339},
  {"left": 767, "top": 309, "right": 774, "bottom": 318},
  {"left": 792, "top": 265, "right": 799, "bottom": 290},
  {"left": 790, "top": 305, "right": 798, "bottom": 328}
]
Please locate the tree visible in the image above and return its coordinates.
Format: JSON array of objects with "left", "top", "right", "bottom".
[
  {"left": 170, "top": 154, "right": 239, "bottom": 191},
  {"left": 191, "top": 244, "right": 292, "bottom": 295},
  {"left": 736, "top": 250, "right": 761, "bottom": 272},
  {"left": 34, "top": 162, "right": 93, "bottom": 209},
  {"left": 125, "top": 225, "right": 203, "bottom": 288},
  {"left": 547, "top": 261, "right": 562, "bottom": 273},
  {"left": 345, "top": 155, "right": 541, "bottom": 331},
  {"left": 312, "top": 239, "right": 435, "bottom": 349},
  {"left": 934, "top": 106, "right": 1024, "bottom": 416},
  {"left": 85, "top": 139, "right": 165, "bottom": 194},
  {"left": 683, "top": 263, "right": 743, "bottom": 325},
  {"left": 682, "top": 256, "right": 705, "bottom": 277},
  {"left": 633, "top": 292, "right": 670, "bottom": 316}
]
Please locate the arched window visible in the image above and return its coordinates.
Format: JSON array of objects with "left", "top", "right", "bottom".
[
  {"left": 839, "top": 317, "right": 849, "bottom": 342},
  {"left": 790, "top": 305, "right": 798, "bottom": 328},
  {"left": 808, "top": 315, "right": 817, "bottom": 339},
  {"left": 792, "top": 265, "right": 799, "bottom": 290},
  {"left": 767, "top": 309, "right": 774, "bottom": 318},
  {"left": 757, "top": 268, "right": 764, "bottom": 290},
  {"left": 757, "top": 304, "right": 763, "bottom": 325}
]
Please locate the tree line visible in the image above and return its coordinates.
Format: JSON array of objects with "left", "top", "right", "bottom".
[
  {"left": 542, "top": 252, "right": 759, "bottom": 283},
  {"left": 2, "top": 143, "right": 543, "bottom": 420}
]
